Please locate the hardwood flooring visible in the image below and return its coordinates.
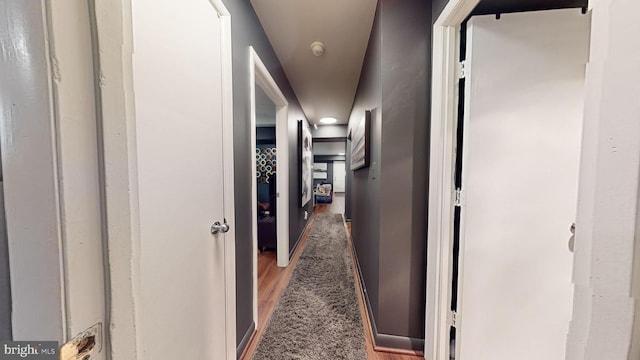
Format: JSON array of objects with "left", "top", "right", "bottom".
[
  {"left": 239, "top": 206, "right": 423, "bottom": 360},
  {"left": 313, "top": 192, "right": 345, "bottom": 215}
]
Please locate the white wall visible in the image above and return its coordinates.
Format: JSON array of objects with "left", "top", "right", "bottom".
[{"left": 566, "top": 0, "right": 640, "bottom": 358}]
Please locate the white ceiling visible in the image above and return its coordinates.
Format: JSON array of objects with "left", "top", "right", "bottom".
[{"left": 250, "top": 0, "right": 377, "bottom": 126}]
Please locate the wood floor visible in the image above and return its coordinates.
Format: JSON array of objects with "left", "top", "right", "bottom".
[
  {"left": 319, "top": 191, "right": 345, "bottom": 214},
  {"left": 239, "top": 203, "right": 423, "bottom": 360}
]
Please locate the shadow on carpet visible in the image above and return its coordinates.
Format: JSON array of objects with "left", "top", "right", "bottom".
[{"left": 252, "top": 213, "right": 366, "bottom": 360}]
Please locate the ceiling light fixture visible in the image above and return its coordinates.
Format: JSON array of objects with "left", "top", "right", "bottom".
[
  {"left": 319, "top": 117, "right": 337, "bottom": 124},
  {"left": 313, "top": 123, "right": 318, "bottom": 130},
  {"left": 310, "top": 41, "right": 326, "bottom": 57},
  {"left": 338, "top": 152, "right": 346, "bottom": 156}
]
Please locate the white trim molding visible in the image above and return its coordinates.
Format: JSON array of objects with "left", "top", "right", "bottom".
[
  {"left": 91, "top": 0, "right": 143, "bottom": 357},
  {"left": 1, "top": 0, "right": 67, "bottom": 342},
  {"left": 249, "top": 46, "right": 290, "bottom": 328},
  {"left": 425, "top": 2, "right": 480, "bottom": 359}
]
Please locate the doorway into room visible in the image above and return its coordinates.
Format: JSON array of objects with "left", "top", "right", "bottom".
[
  {"left": 254, "top": 82, "right": 279, "bottom": 331},
  {"left": 249, "top": 47, "right": 291, "bottom": 335},
  {"left": 312, "top": 140, "right": 347, "bottom": 216}
]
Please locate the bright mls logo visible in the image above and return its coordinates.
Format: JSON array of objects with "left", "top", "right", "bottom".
[{"left": 1, "top": 342, "right": 57, "bottom": 359}]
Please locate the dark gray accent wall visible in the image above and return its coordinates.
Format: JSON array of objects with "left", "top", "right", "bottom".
[
  {"left": 226, "top": 0, "right": 312, "bottom": 352},
  {"left": 313, "top": 155, "right": 346, "bottom": 162},
  {"left": 289, "top": 120, "right": 314, "bottom": 254},
  {"left": 349, "top": 0, "right": 383, "bottom": 339},
  {"left": 432, "top": 0, "right": 450, "bottom": 23},
  {"left": 256, "top": 126, "right": 276, "bottom": 142},
  {"left": 379, "top": 0, "right": 430, "bottom": 341},
  {"left": 348, "top": 0, "right": 430, "bottom": 350},
  {"left": 352, "top": 106, "right": 382, "bottom": 322}
]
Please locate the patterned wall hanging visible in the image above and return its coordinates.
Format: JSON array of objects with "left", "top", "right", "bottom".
[{"left": 256, "top": 147, "right": 277, "bottom": 183}]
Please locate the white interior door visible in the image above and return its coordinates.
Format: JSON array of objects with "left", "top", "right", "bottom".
[
  {"left": 132, "top": 1, "right": 231, "bottom": 358},
  {"left": 333, "top": 161, "right": 346, "bottom": 192},
  {"left": 457, "top": 9, "right": 589, "bottom": 359}
]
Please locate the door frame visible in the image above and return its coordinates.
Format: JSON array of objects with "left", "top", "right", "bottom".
[
  {"left": 426, "top": 1, "right": 602, "bottom": 359},
  {"left": 92, "top": 0, "right": 237, "bottom": 358},
  {"left": 249, "top": 47, "right": 290, "bottom": 326},
  {"left": 425, "top": 1, "right": 480, "bottom": 358},
  {"left": 2, "top": 0, "right": 69, "bottom": 342}
]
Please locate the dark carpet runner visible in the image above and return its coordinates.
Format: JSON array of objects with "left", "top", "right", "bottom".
[{"left": 252, "top": 213, "right": 366, "bottom": 360}]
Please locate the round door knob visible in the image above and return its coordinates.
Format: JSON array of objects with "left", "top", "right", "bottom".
[{"left": 211, "top": 219, "right": 230, "bottom": 235}]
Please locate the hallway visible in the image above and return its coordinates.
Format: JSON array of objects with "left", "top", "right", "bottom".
[
  {"left": 242, "top": 205, "right": 422, "bottom": 360},
  {"left": 1, "top": 1, "right": 637, "bottom": 359}
]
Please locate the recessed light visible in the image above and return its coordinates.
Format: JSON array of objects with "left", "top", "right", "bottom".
[
  {"left": 319, "top": 117, "right": 337, "bottom": 124},
  {"left": 338, "top": 152, "right": 345, "bottom": 155}
]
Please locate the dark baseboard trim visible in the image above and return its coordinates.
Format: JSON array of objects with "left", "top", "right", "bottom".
[
  {"left": 236, "top": 321, "right": 255, "bottom": 359},
  {"left": 351, "top": 238, "right": 424, "bottom": 352},
  {"left": 289, "top": 214, "right": 313, "bottom": 260}
]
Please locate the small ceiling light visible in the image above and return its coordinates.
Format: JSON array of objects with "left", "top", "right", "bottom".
[
  {"left": 338, "top": 152, "right": 346, "bottom": 155},
  {"left": 319, "top": 117, "right": 337, "bottom": 124},
  {"left": 313, "top": 123, "right": 318, "bottom": 130},
  {"left": 310, "top": 41, "right": 326, "bottom": 57}
]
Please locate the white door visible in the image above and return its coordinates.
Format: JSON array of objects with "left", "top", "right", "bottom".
[
  {"left": 333, "top": 161, "right": 346, "bottom": 192},
  {"left": 132, "top": 1, "right": 232, "bottom": 359},
  {"left": 457, "top": 9, "right": 589, "bottom": 360}
]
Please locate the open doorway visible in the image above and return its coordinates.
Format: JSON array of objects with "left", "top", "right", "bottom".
[
  {"left": 254, "top": 82, "right": 279, "bottom": 327},
  {"left": 255, "top": 85, "right": 277, "bottom": 255},
  {"left": 312, "top": 140, "right": 347, "bottom": 215},
  {"left": 249, "top": 47, "right": 290, "bottom": 330}
]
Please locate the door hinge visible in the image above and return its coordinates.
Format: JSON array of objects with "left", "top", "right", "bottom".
[
  {"left": 458, "top": 61, "right": 467, "bottom": 79},
  {"left": 454, "top": 188, "right": 463, "bottom": 207},
  {"left": 450, "top": 310, "right": 457, "bottom": 327}
]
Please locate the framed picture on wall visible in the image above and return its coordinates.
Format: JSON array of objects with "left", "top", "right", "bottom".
[
  {"left": 313, "top": 171, "right": 327, "bottom": 179},
  {"left": 350, "top": 110, "right": 371, "bottom": 170},
  {"left": 313, "top": 162, "right": 328, "bottom": 171},
  {"left": 298, "top": 120, "right": 313, "bottom": 207}
]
